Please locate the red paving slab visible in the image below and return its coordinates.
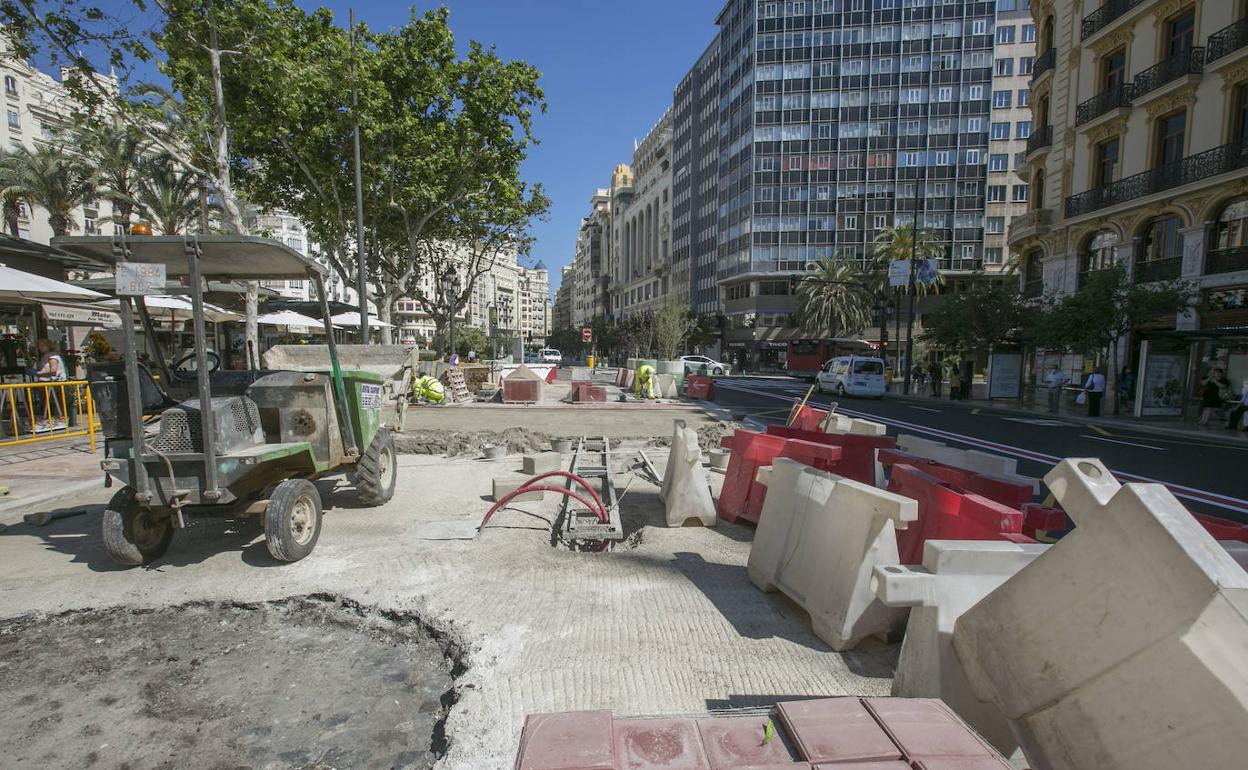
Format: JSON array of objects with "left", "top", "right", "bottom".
[
  {"left": 812, "top": 764, "right": 911, "bottom": 769},
  {"left": 514, "top": 710, "right": 616, "bottom": 770},
  {"left": 862, "top": 699, "right": 1007, "bottom": 764},
  {"left": 776, "top": 699, "right": 903, "bottom": 764},
  {"left": 912, "top": 760, "right": 1015, "bottom": 769},
  {"left": 615, "top": 717, "right": 712, "bottom": 770},
  {"left": 696, "top": 716, "right": 798, "bottom": 767}
]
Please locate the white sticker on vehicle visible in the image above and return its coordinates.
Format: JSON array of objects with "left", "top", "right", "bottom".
[{"left": 360, "top": 384, "right": 383, "bottom": 410}]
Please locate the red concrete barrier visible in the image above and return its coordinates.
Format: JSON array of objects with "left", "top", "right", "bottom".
[
  {"left": 718, "top": 430, "right": 789, "bottom": 524},
  {"left": 616, "top": 368, "right": 628, "bottom": 386},
  {"left": 878, "top": 448, "right": 1034, "bottom": 510},
  {"left": 1021, "top": 503, "right": 1068, "bottom": 539},
  {"left": 685, "top": 375, "right": 715, "bottom": 400},
  {"left": 888, "top": 463, "right": 1031, "bottom": 565},
  {"left": 767, "top": 426, "right": 895, "bottom": 485},
  {"left": 570, "top": 380, "right": 590, "bottom": 401},
  {"left": 788, "top": 404, "right": 829, "bottom": 432},
  {"left": 742, "top": 439, "right": 844, "bottom": 520}
]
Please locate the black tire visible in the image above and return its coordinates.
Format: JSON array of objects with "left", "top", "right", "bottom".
[
  {"left": 101, "top": 486, "right": 173, "bottom": 567},
  {"left": 816, "top": 379, "right": 825, "bottom": 394},
  {"left": 355, "top": 428, "right": 397, "bottom": 506},
  {"left": 837, "top": 383, "right": 847, "bottom": 397},
  {"left": 264, "top": 479, "right": 322, "bottom": 562},
  {"left": 712, "top": 366, "right": 724, "bottom": 375}
]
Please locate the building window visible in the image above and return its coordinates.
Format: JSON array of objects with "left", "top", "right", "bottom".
[
  {"left": 985, "top": 247, "right": 1004, "bottom": 264},
  {"left": 972, "top": 19, "right": 988, "bottom": 35},
  {"left": 989, "top": 154, "right": 1009, "bottom": 171},
  {"left": 1017, "top": 89, "right": 1029, "bottom": 107},
  {"left": 935, "top": 150, "right": 951, "bottom": 165},
  {"left": 961, "top": 245, "right": 977, "bottom": 260},
  {"left": 994, "top": 59, "right": 1014, "bottom": 77},
  {"left": 1016, "top": 121, "right": 1031, "bottom": 138},
  {"left": 1233, "top": 83, "right": 1248, "bottom": 145},
  {"left": 6, "top": 109, "right": 19, "bottom": 129},
  {"left": 3, "top": 75, "right": 16, "bottom": 96},
  {"left": 1156, "top": 109, "right": 1187, "bottom": 167},
  {"left": 1214, "top": 198, "right": 1248, "bottom": 251},
  {"left": 996, "top": 25, "right": 1015, "bottom": 44},
  {"left": 874, "top": 215, "right": 887, "bottom": 229},
  {"left": 1094, "top": 137, "right": 1120, "bottom": 187},
  {"left": 1103, "top": 48, "right": 1126, "bottom": 92},
  {"left": 938, "top": 86, "right": 953, "bottom": 102},
  {"left": 844, "top": 215, "right": 857, "bottom": 230},
  {"left": 1021, "top": 24, "right": 1036, "bottom": 43},
  {"left": 991, "top": 121, "right": 1009, "bottom": 140},
  {"left": 1082, "top": 230, "right": 1117, "bottom": 275},
  {"left": 1141, "top": 215, "right": 1184, "bottom": 263},
  {"left": 966, "top": 149, "right": 981, "bottom": 164},
  {"left": 986, "top": 217, "right": 1006, "bottom": 233},
  {"left": 1166, "top": 8, "right": 1196, "bottom": 57},
  {"left": 1012, "top": 184, "right": 1029, "bottom": 202},
  {"left": 992, "top": 90, "right": 1012, "bottom": 108},
  {"left": 987, "top": 185, "right": 1007, "bottom": 202},
  {"left": 1019, "top": 56, "right": 1034, "bottom": 75}
]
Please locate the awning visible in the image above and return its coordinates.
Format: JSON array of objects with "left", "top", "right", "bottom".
[{"left": 41, "top": 301, "right": 122, "bottom": 328}]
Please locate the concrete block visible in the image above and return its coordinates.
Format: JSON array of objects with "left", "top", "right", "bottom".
[
  {"left": 492, "top": 477, "right": 544, "bottom": 502},
  {"left": 952, "top": 457, "right": 1248, "bottom": 770},
  {"left": 654, "top": 373, "right": 678, "bottom": 398},
  {"left": 872, "top": 540, "right": 1047, "bottom": 756},
  {"left": 706, "top": 449, "right": 729, "bottom": 470},
  {"left": 848, "top": 417, "right": 888, "bottom": 436},
  {"left": 522, "top": 452, "right": 560, "bottom": 475},
  {"left": 748, "top": 458, "right": 917, "bottom": 650},
  {"left": 660, "top": 420, "right": 716, "bottom": 527}
]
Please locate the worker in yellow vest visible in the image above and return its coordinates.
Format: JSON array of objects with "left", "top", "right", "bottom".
[
  {"left": 412, "top": 374, "right": 445, "bottom": 404},
  {"left": 636, "top": 364, "right": 656, "bottom": 399}
]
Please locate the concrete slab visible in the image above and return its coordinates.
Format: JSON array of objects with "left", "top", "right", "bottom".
[
  {"left": 494, "top": 477, "right": 545, "bottom": 502},
  {"left": 953, "top": 457, "right": 1248, "bottom": 770},
  {"left": 522, "top": 452, "right": 562, "bottom": 475},
  {"left": 748, "top": 458, "right": 916, "bottom": 650}
]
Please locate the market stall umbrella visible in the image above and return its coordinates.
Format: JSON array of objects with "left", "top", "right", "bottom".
[
  {"left": 134, "top": 294, "right": 240, "bottom": 323},
  {"left": 330, "top": 311, "right": 393, "bottom": 328},
  {"left": 0, "top": 262, "right": 108, "bottom": 303},
  {"left": 255, "top": 309, "right": 336, "bottom": 329}
]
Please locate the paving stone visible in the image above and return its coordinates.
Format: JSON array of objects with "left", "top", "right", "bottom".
[
  {"left": 812, "top": 763, "right": 910, "bottom": 769},
  {"left": 493, "top": 477, "right": 544, "bottom": 503},
  {"left": 910, "top": 760, "right": 1013, "bottom": 769},
  {"left": 514, "top": 710, "right": 615, "bottom": 770},
  {"left": 615, "top": 717, "right": 711, "bottom": 770},
  {"left": 695, "top": 716, "right": 796, "bottom": 766},
  {"left": 862, "top": 698, "right": 1003, "bottom": 762},
  {"left": 776, "top": 698, "right": 902, "bottom": 764}
]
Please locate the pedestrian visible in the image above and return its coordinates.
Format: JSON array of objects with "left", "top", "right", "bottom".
[
  {"left": 449, "top": 350, "right": 460, "bottom": 366},
  {"left": 1226, "top": 380, "right": 1248, "bottom": 432},
  {"left": 31, "top": 338, "right": 67, "bottom": 431},
  {"left": 1044, "top": 364, "right": 1069, "bottom": 414},
  {"left": 1119, "top": 366, "right": 1135, "bottom": 405},
  {"left": 1198, "top": 368, "right": 1231, "bottom": 427},
  {"left": 948, "top": 363, "right": 962, "bottom": 401},
  {"left": 1083, "top": 368, "right": 1106, "bottom": 417},
  {"left": 911, "top": 363, "right": 925, "bottom": 393},
  {"left": 927, "top": 361, "right": 942, "bottom": 398}
]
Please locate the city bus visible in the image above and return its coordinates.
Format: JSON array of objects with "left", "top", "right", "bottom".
[{"left": 786, "top": 338, "right": 878, "bottom": 379}]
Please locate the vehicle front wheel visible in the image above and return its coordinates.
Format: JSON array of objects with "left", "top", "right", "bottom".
[
  {"left": 816, "top": 379, "right": 825, "bottom": 394},
  {"left": 101, "top": 487, "right": 173, "bottom": 567},
  {"left": 837, "top": 383, "right": 847, "bottom": 397},
  {"left": 265, "top": 479, "right": 322, "bottom": 563},
  {"left": 354, "top": 428, "right": 397, "bottom": 506},
  {"left": 712, "top": 367, "right": 724, "bottom": 375}
]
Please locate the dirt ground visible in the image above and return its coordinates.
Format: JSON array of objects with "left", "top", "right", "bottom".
[{"left": 0, "top": 596, "right": 456, "bottom": 770}]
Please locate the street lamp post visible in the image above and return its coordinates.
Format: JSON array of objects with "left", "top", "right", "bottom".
[{"left": 441, "top": 272, "right": 460, "bottom": 362}]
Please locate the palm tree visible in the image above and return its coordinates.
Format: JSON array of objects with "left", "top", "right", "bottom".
[
  {"left": 83, "top": 118, "right": 148, "bottom": 231},
  {"left": 796, "top": 257, "right": 875, "bottom": 336},
  {"left": 1, "top": 144, "right": 95, "bottom": 237},
  {"left": 133, "top": 157, "right": 209, "bottom": 235},
  {"left": 871, "top": 223, "right": 946, "bottom": 297}
]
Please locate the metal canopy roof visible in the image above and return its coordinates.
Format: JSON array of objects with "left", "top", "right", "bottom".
[{"left": 51, "top": 235, "right": 327, "bottom": 280}]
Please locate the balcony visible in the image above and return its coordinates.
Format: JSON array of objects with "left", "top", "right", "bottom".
[
  {"left": 1129, "top": 48, "right": 1203, "bottom": 102},
  {"left": 1025, "top": 125, "right": 1053, "bottom": 156},
  {"left": 1207, "top": 17, "right": 1248, "bottom": 65},
  {"left": 1081, "top": 0, "right": 1149, "bottom": 41},
  {"left": 1206, "top": 245, "right": 1248, "bottom": 275},
  {"left": 1032, "top": 48, "right": 1056, "bottom": 83},
  {"left": 1075, "top": 84, "right": 1131, "bottom": 126},
  {"left": 1133, "top": 256, "right": 1182, "bottom": 284},
  {"left": 1065, "top": 142, "right": 1248, "bottom": 218},
  {"left": 1007, "top": 208, "right": 1055, "bottom": 247}
]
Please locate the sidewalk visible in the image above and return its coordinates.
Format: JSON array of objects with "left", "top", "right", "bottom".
[
  {"left": 885, "top": 388, "right": 1248, "bottom": 447},
  {"left": 0, "top": 434, "right": 104, "bottom": 520}
]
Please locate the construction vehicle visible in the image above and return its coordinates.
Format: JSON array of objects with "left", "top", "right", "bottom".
[{"left": 54, "top": 235, "right": 398, "bottom": 566}]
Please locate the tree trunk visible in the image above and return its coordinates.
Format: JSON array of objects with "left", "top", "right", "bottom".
[{"left": 1106, "top": 337, "right": 1120, "bottom": 415}]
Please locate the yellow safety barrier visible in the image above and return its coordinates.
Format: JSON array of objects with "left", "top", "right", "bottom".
[{"left": 0, "top": 380, "right": 98, "bottom": 452}]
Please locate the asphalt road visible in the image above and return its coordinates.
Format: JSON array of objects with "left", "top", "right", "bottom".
[{"left": 711, "top": 375, "right": 1248, "bottom": 524}]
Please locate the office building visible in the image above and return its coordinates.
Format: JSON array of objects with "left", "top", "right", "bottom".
[{"left": 613, "top": 111, "right": 674, "bottom": 319}]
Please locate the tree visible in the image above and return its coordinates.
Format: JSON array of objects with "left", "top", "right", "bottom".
[
  {"left": 796, "top": 257, "right": 875, "bottom": 336},
  {"left": 134, "top": 156, "right": 212, "bottom": 235},
  {"left": 430, "top": 324, "right": 490, "bottom": 359},
  {"left": 617, "top": 310, "right": 656, "bottom": 357},
  {"left": 1, "top": 144, "right": 95, "bottom": 236},
  {"left": 920, "top": 281, "right": 1028, "bottom": 354},
  {"left": 1032, "top": 264, "right": 1194, "bottom": 413},
  {"left": 82, "top": 117, "right": 147, "bottom": 230},
  {"left": 654, "top": 299, "right": 695, "bottom": 360}
]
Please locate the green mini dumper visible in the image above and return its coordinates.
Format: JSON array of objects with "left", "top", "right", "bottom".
[{"left": 53, "top": 234, "right": 398, "bottom": 566}]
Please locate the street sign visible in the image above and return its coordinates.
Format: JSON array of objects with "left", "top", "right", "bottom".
[
  {"left": 115, "top": 262, "right": 166, "bottom": 296},
  {"left": 888, "top": 260, "right": 909, "bottom": 287},
  {"left": 581, "top": 327, "right": 592, "bottom": 343},
  {"left": 915, "top": 258, "right": 939, "bottom": 285}
]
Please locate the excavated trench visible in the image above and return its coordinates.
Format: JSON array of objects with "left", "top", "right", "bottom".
[{"left": 0, "top": 594, "right": 465, "bottom": 770}]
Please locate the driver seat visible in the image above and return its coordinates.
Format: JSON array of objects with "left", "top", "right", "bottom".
[{"left": 87, "top": 361, "right": 178, "bottom": 440}]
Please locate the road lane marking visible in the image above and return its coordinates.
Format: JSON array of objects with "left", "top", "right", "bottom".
[
  {"left": 971, "top": 408, "right": 981, "bottom": 414},
  {"left": 1089, "top": 425, "right": 1112, "bottom": 436},
  {"left": 712, "top": 379, "right": 1248, "bottom": 516},
  {"left": 1080, "top": 435, "right": 1163, "bottom": 451},
  {"left": 909, "top": 406, "right": 940, "bottom": 413}
]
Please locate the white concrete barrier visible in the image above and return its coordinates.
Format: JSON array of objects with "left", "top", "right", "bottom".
[
  {"left": 952, "top": 457, "right": 1248, "bottom": 770},
  {"left": 659, "top": 420, "right": 716, "bottom": 527},
  {"left": 654, "top": 373, "right": 678, "bottom": 398},
  {"left": 748, "top": 458, "right": 917, "bottom": 651},
  {"left": 873, "top": 540, "right": 1048, "bottom": 757},
  {"left": 818, "top": 413, "right": 887, "bottom": 436},
  {"left": 895, "top": 434, "right": 1037, "bottom": 493}
]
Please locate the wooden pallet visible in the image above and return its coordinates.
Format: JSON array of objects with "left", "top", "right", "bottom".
[{"left": 445, "top": 367, "right": 472, "bottom": 403}]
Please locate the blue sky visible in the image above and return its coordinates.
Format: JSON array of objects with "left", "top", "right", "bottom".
[{"left": 316, "top": 0, "right": 723, "bottom": 294}]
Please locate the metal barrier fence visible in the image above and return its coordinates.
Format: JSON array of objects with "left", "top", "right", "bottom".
[{"left": 0, "top": 380, "right": 98, "bottom": 451}]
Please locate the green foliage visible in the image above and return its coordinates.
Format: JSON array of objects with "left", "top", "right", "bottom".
[
  {"left": 545, "top": 326, "right": 584, "bottom": 357},
  {"left": 430, "top": 324, "right": 491, "bottom": 358},
  {"left": 617, "top": 310, "right": 656, "bottom": 357},
  {"left": 920, "top": 280, "right": 1028, "bottom": 353},
  {"left": 0, "top": 143, "right": 96, "bottom": 236},
  {"left": 687, "top": 313, "right": 719, "bottom": 352},
  {"left": 133, "top": 156, "right": 211, "bottom": 235},
  {"left": 871, "top": 223, "right": 945, "bottom": 297},
  {"left": 653, "top": 300, "right": 695, "bottom": 360},
  {"left": 81, "top": 116, "right": 148, "bottom": 229},
  {"left": 796, "top": 257, "right": 875, "bottom": 336}
]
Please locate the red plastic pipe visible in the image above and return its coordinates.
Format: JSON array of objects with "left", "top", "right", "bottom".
[
  {"left": 520, "top": 470, "right": 607, "bottom": 517},
  {"left": 478, "top": 485, "right": 606, "bottom": 532}
]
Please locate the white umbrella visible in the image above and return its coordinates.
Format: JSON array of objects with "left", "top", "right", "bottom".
[
  {"left": 330, "top": 310, "right": 394, "bottom": 328},
  {"left": 0, "top": 262, "right": 108, "bottom": 302},
  {"left": 138, "top": 295, "right": 240, "bottom": 322},
  {"left": 256, "top": 309, "right": 336, "bottom": 329}
]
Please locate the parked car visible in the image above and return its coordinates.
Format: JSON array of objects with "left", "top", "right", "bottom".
[
  {"left": 680, "top": 355, "right": 728, "bottom": 375},
  {"left": 539, "top": 348, "right": 562, "bottom": 365},
  {"left": 815, "top": 355, "right": 887, "bottom": 398},
  {"left": 523, "top": 351, "right": 539, "bottom": 363}
]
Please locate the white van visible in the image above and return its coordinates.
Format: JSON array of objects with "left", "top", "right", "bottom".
[
  {"left": 815, "top": 355, "right": 887, "bottom": 398},
  {"left": 539, "top": 348, "right": 562, "bottom": 365}
]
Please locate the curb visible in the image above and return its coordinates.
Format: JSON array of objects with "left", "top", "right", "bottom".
[{"left": 883, "top": 393, "right": 1248, "bottom": 448}]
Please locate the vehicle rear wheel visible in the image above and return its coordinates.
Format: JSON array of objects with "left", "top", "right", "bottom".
[
  {"left": 816, "top": 379, "right": 825, "bottom": 394},
  {"left": 101, "top": 487, "right": 173, "bottom": 567},
  {"left": 837, "top": 383, "right": 847, "bottom": 397},
  {"left": 355, "top": 428, "right": 397, "bottom": 506},
  {"left": 264, "top": 479, "right": 322, "bottom": 562}
]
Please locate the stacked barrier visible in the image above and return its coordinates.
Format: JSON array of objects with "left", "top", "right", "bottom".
[
  {"left": 788, "top": 403, "right": 829, "bottom": 432},
  {"left": 897, "top": 434, "right": 1025, "bottom": 482},
  {"left": 742, "top": 438, "right": 843, "bottom": 520},
  {"left": 659, "top": 420, "right": 716, "bottom": 527},
  {"left": 717, "top": 429, "right": 843, "bottom": 525},
  {"left": 749, "top": 458, "right": 916, "bottom": 650},
  {"left": 766, "top": 425, "right": 895, "bottom": 486},
  {"left": 887, "top": 464, "right": 1032, "bottom": 565},
  {"left": 952, "top": 458, "right": 1248, "bottom": 770},
  {"left": 877, "top": 448, "right": 1035, "bottom": 510}
]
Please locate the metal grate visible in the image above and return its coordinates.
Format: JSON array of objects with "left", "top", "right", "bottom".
[
  {"left": 231, "top": 398, "right": 260, "bottom": 435},
  {"left": 151, "top": 408, "right": 201, "bottom": 453}
]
